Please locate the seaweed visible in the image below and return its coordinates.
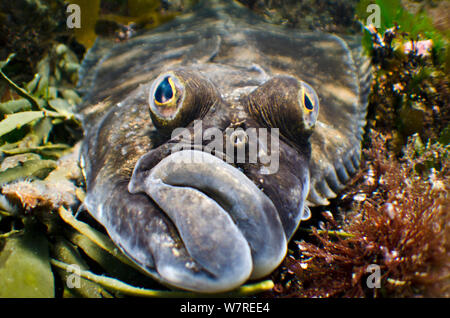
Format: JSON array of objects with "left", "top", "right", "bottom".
[
  {"left": 269, "top": 131, "right": 449, "bottom": 298},
  {"left": 356, "top": 0, "right": 449, "bottom": 152},
  {"left": 0, "top": 50, "right": 81, "bottom": 152},
  {"left": 67, "top": 0, "right": 193, "bottom": 48},
  {"left": 0, "top": 1, "right": 66, "bottom": 71}
]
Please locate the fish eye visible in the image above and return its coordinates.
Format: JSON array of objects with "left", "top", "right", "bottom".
[
  {"left": 148, "top": 70, "right": 220, "bottom": 134},
  {"left": 299, "top": 81, "right": 319, "bottom": 129},
  {"left": 304, "top": 93, "right": 314, "bottom": 111},
  {"left": 154, "top": 76, "right": 175, "bottom": 105},
  {"left": 149, "top": 73, "right": 184, "bottom": 121},
  {"left": 246, "top": 76, "right": 320, "bottom": 144},
  {"left": 300, "top": 82, "right": 319, "bottom": 113}
]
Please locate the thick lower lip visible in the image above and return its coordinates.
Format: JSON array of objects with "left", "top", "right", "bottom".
[{"left": 129, "top": 150, "right": 287, "bottom": 284}]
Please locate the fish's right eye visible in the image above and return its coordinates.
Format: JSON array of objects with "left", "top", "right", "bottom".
[
  {"left": 148, "top": 70, "right": 219, "bottom": 134},
  {"left": 149, "top": 74, "right": 185, "bottom": 121}
]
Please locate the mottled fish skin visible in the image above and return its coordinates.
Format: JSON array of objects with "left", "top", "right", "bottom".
[{"left": 77, "top": 0, "right": 371, "bottom": 292}]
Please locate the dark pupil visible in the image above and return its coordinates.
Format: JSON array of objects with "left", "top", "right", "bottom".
[
  {"left": 304, "top": 94, "right": 314, "bottom": 110},
  {"left": 155, "top": 77, "right": 174, "bottom": 103}
]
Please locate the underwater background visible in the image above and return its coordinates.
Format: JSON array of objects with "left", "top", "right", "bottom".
[{"left": 0, "top": 0, "right": 448, "bottom": 298}]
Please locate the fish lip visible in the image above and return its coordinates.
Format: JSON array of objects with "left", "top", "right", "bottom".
[{"left": 129, "top": 149, "right": 287, "bottom": 284}]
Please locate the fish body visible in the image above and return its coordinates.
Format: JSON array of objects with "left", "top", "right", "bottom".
[{"left": 78, "top": 1, "right": 371, "bottom": 292}]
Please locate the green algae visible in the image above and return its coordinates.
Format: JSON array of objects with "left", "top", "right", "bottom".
[
  {"left": 354, "top": 0, "right": 449, "bottom": 153},
  {"left": 0, "top": 159, "right": 57, "bottom": 184},
  {"left": 51, "top": 237, "right": 113, "bottom": 298},
  {"left": 0, "top": 224, "right": 54, "bottom": 297}
]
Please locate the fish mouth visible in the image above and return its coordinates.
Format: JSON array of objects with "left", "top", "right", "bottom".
[{"left": 128, "top": 149, "right": 287, "bottom": 292}]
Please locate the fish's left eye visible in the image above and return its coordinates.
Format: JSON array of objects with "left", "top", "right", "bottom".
[{"left": 246, "top": 76, "right": 320, "bottom": 144}]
